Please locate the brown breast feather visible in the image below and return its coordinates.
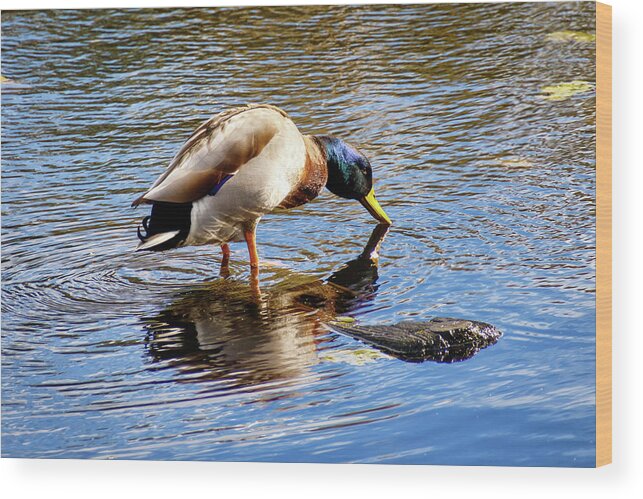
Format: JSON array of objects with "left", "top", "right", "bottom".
[{"left": 279, "top": 135, "right": 328, "bottom": 209}]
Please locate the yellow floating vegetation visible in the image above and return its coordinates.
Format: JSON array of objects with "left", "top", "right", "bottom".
[
  {"left": 332, "top": 316, "right": 357, "bottom": 324},
  {"left": 499, "top": 157, "right": 535, "bottom": 169},
  {"left": 321, "top": 349, "right": 388, "bottom": 366},
  {"left": 540, "top": 80, "right": 594, "bottom": 101},
  {"left": 546, "top": 30, "right": 596, "bottom": 43}
]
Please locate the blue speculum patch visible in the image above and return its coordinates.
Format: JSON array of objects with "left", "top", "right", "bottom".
[{"left": 208, "top": 174, "right": 234, "bottom": 196}]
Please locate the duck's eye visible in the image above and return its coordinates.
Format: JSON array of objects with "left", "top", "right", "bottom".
[{"left": 358, "top": 159, "right": 371, "bottom": 174}]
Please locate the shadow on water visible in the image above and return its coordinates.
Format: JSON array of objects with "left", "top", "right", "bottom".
[{"left": 142, "top": 225, "right": 501, "bottom": 386}]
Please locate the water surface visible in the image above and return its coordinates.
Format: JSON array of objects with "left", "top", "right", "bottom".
[{"left": 2, "top": 2, "right": 596, "bottom": 466}]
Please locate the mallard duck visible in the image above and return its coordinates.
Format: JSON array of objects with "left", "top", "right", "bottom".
[{"left": 132, "top": 104, "right": 391, "bottom": 278}]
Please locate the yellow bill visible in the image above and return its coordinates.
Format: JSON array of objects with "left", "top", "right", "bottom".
[{"left": 359, "top": 188, "right": 392, "bottom": 225}]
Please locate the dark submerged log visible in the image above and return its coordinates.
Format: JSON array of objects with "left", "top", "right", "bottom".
[{"left": 328, "top": 317, "right": 501, "bottom": 363}]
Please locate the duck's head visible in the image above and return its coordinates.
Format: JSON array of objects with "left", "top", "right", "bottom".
[{"left": 315, "top": 136, "right": 392, "bottom": 225}]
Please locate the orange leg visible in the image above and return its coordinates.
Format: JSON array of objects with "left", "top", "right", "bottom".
[
  {"left": 220, "top": 243, "right": 231, "bottom": 277},
  {"left": 244, "top": 229, "right": 260, "bottom": 269},
  {"left": 244, "top": 229, "right": 261, "bottom": 295}
]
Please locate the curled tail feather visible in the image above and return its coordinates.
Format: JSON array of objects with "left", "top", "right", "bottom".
[{"left": 135, "top": 201, "right": 192, "bottom": 252}]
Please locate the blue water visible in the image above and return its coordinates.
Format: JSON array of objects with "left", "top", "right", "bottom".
[{"left": 1, "top": 2, "right": 596, "bottom": 466}]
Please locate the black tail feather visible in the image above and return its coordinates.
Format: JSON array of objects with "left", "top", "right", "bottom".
[{"left": 137, "top": 202, "right": 193, "bottom": 251}]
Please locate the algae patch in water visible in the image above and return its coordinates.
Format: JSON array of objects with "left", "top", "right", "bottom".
[
  {"left": 540, "top": 81, "right": 594, "bottom": 101},
  {"left": 499, "top": 157, "right": 535, "bottom": 170},
  {"left": 546, "top": 31, "right": 596, "bottom": 43},
  {"left": 333, "top": 316, "right": 356, "bottom": 324},
  {"left": 322, "top": 348, "right": 388, "bottom": 366}
]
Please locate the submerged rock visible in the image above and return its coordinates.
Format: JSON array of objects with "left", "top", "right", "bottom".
[{"left": 328, "top": 317, "right": 501, "bottom": 363}]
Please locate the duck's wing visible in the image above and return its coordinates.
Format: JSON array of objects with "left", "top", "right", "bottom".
[{"left": 131, "top": 104, "right": 291, "bottom": 206}]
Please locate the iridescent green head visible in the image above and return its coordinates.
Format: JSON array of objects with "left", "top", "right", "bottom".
[{"left": 314, "top": 135, "right": 391, "bottom": 225}]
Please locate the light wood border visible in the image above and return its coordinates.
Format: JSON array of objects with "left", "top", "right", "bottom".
[{"left": 596, "top": 1, "right": 612, "bottom": 468}]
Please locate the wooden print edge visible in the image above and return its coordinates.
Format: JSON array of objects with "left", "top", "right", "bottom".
[{"left": 596, "top": 1, "right": 612, "bottom": 468}]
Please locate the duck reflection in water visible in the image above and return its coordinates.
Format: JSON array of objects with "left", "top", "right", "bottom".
[
  {"left": 143, "top": 224, "right": 500, "bottom": 386},
  {"left": 143, "top": 225, "right": 389, "bottom": 387}
]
